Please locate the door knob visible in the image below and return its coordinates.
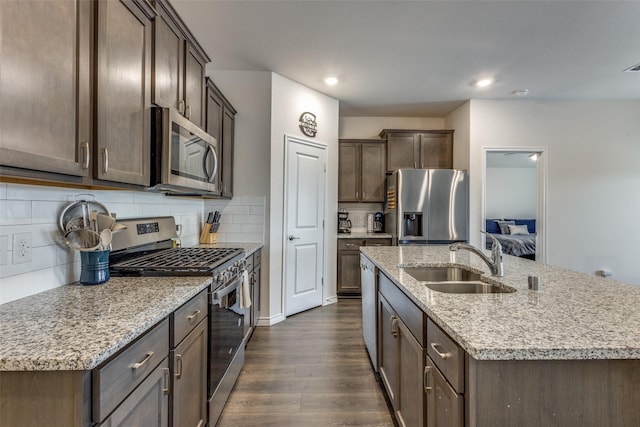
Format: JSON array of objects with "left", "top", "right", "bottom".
[{"left": 288, "top": 235, "right": 300, "bottom": 241}]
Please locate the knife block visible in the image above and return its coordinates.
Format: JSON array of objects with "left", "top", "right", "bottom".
[{"left": 199, "top": 223, "right": 217, "bottom": 244}]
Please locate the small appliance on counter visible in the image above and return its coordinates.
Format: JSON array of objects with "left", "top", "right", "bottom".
[
  {"left": 373, "top": 212, "right": 384, "bottom": 233},
  {"left": 338, "top": 211, "right": 352, "bottom": 233}
]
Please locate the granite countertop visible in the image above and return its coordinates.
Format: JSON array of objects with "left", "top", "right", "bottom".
[
  {"left": 338, "top": 232, "right": 393, "bottom": 239},
  {"left": 198, "top": 241, "right": 263, "bottom": 257},
  {"left": 360, "top": 245, "right": 640, "bottom": 361},
  {"left": 0, "top": 276, "right": 211, "bottom": 371}
]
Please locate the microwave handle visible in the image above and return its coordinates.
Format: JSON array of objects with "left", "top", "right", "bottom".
[{"left": 205, "top": 145, "right": 218, "bottom": 183}]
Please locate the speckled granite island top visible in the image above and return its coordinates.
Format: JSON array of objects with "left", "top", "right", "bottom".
[
  {"left": 360, "top": 245, "right": 640, "bottom": 361},
  {"left": 0, "top": 276, "right": 211, "bottom": 371}
]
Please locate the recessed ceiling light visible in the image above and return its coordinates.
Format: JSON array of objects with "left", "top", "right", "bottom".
[
  {"left": 512, "top": 89, "right": 529, "bottom": 96},
  {"left": 475, "top": 79, "right": 493, "bottom": 88},
  {"left": 324, "top": 76, "right": 338, "bottom": 86}
]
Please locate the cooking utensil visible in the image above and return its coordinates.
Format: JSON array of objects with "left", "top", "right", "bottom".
[
  {"left": 97, "top": 213, "right": 116, "bottom": 231},
  {"left": 100, "top": 229, "right": 113, "bottom": 250},
  {"left": 64, "top": 216, "right": 86, "bottom": 233},
  {"left": 111, "top": 223, "right": 127, "bottom": 233},
  {"left": 64, "top": 229, "right": 102, "bottom": 252},
  {"left": 58, "top": 194, "right": 110, "bottom": 235}
]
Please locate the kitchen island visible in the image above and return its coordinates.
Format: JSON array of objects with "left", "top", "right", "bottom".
[{"left": 360, "top": 245, "right": 640, "bottom": 427}]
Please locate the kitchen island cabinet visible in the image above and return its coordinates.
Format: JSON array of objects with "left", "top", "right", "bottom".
[
  {"left": 0, "top": 276, "right": 211, "bottom": 427},
  {"left": 361, "top": 245, "right": 640, "bottom": 426}
]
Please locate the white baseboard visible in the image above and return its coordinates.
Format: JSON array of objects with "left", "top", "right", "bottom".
[
  {"left": 324, "top": 296, "right": 338, "bottom": 305},
  {"left": 256, "top": 312, "right": 285, "bottom": 326}
]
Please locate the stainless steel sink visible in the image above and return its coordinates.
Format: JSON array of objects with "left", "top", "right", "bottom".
[
  {"left": 404, "top": 266, "right": 482, "bottom": 282},
  {"left": 424, "top": 281, "right": 516, "bottom": 294},
  {"left": 402, "top": 266, "right": 516, "bottom": 294}
]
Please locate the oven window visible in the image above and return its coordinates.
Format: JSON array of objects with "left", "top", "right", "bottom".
[{"left": 171, "top": 122, "right": 216, "bottom": 182}]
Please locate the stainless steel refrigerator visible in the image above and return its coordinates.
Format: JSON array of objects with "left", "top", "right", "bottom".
[{"left": 385, "top": 169, "right": 468, "bottom": 245}]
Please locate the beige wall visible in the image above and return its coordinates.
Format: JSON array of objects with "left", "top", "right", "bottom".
[
  {"left": 339, "top": 116, "right": 445, "bottom": 139},
  {"left": 468, "top": 99, "right": 640, "bottom": 284}
]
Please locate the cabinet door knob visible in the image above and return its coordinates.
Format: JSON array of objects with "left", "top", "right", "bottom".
[
  {"left": 288, "top": 235, "right": 300, "bottom": 241},
  {"left": 162, "top": 367, "right": 170, "bottom": 395},
  {"left": 175, "top": 354, "right": 183, "bottom": 379}
]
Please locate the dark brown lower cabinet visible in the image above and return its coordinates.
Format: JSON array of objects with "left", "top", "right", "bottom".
[
  {"left": 338, "top": 238, "right": 391, "bottom": 297},
  {"left": 378, "top": 293, "right": 425, "bottom": 427},
  {"left": 171, "top": 319, "right": 207, "bottom": 427},
  {"left": 425, "top": 356, "right": 463, "bottom": 427},
  {"left": 99, "top": 360, "right": 169, "bottom": 427}
]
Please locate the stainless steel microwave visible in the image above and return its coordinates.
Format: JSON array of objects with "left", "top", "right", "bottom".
[{"left": 149, "top": 107, "right": 220, "bottom": 196}]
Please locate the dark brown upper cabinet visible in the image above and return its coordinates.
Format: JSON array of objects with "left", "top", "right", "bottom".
[
  {"left": 206, "top": 78, "right": 237, "bottom": 198},
  {"left": 152, "top": 0, "right": 209, "bottom": 128},
  {"left": 339, "top": 140, "right": 386, "bottom": 203},
  {"left": 380, "top": 129, "right": 454, "bottom": 171},
  {"left": 0, "top": 0, "right": 92, "bottom": 178},
  {"left": 95, "top": 0, "right": 154, "bottom": 186}
]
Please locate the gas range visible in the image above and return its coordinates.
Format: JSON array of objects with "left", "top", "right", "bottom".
[
  {"left": 109, "top": 216, "right": 245, "bottom": 277},
  {"left": 108, "top": 216, "right": 247, "bottom": 426}
]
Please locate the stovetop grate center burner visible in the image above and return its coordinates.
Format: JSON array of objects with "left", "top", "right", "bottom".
[{"left": 111, "top": 247, "right": 243, "bottom": 272}]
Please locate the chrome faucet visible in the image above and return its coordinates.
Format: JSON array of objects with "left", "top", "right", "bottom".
[{"left": 449, "top": 232, "right": 504, "bottom": 277}]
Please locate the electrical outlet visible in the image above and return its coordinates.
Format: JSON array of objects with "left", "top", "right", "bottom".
[
  {"left": 13, "top": 232, "right": 32, "bottom": 264},
  {"left": 0, "top": 235, "right": 8, "bottom": 266}
]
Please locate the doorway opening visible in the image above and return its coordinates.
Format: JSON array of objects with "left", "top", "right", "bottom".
[{"left": 482, "top": 148, "right": 547, "bottom": 263}]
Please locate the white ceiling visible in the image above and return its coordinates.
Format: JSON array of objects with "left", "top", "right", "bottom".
[{"left": 172, "top": 0, "right": 640, "bottom": 117}]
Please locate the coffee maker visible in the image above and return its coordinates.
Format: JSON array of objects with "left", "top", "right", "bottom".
[
  {"left": 373, "top": 212, "right": 384, "bottom": 233},
  {"left": 338, "top": 211, "right": 352, "bottom": 233}
]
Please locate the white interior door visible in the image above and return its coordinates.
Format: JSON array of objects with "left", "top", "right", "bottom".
[{"left": 284, "top": 136, "right": 326, "bottom": 316}]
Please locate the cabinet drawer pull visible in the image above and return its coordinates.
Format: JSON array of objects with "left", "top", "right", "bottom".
[
  {"left": 424, "top": 365, "right": 433, "bottom": 392},
  {"left": 178, "top": 99, "right": 185, "bottom": 115},
  {"left": 82, "top": 142, "right": 90, "bottom": 169},
  {"left": 102, "top": 148, "right": 109, "bottom": 173},
  {"left": 187, "top": 310, "right": 201, "bottom": 322},
  {"left": 175, "top": 354, "right": 183, "bottom": 379},
  {"left": 431, "top": 342, "right": 450, "bottom": 360},
  {"left": 131, "top": 351, "right": 154, "bottom": 370},
  {"left": 196, "top": 420, "right": 204, "bottom": 427},
  {"left": 162, "top": 367, "right": 170, "bottom": 395}
]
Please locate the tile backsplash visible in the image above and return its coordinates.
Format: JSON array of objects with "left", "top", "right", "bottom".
[
  {"left": 338, "top": 203, "right": 384, "bottom": 232},
  {"left": 0, "top": 183, "right": 265, "bottom": 305}
]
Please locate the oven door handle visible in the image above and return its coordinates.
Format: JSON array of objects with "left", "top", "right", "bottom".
[{"left": 212, "top": 276, "right": 242, "bottom": 304}]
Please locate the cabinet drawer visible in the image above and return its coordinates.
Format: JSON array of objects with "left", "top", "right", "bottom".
[
  {"left": 99, "top": 358, "right": 169, "bottom": 427},
  {"left": 173, "top": 289, "right": 208, "bottom": 346},
  {"left": 245, "top": 253, "right": 254, "bottom": 272},
  {"left": 379, "top": 273, "right": 425, "bottom": 346},
  {"left": 364, "top": 238, "right": 391, "bottom": 246},
  {"left": 93, "top": 318, "right": 169, "bottom": 423},
  {"left": 338, "top": 239, "right": 364, "bottom": 250},
  {"left": 427, "top": 318, "right": 464, "bottom": 393}
]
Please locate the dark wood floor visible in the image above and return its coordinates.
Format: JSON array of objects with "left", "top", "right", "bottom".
[{"left": 217, "top": 299, "right": 395, "bottom": 427}]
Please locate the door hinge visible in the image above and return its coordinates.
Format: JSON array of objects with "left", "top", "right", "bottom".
[
  {"left": 324, "top": 162, "right": 327, "bottom": 172},
  {"left": 322, "top": 220, "right": 325, "bottom": 228},
  {"left": 321, "top": 277, "right": 324, "bottom": 285}
]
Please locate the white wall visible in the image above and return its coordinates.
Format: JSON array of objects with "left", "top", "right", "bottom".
[
  {"left": 270, "top": 73, "right": 340, "bottom": 322},
  {"left": 485, "top": 168, "right": 537, "bottom": 218},
  {"left": 0, "top": 184, "right": 204, "bottom": 304},
  {"left": 468, "top": 100, "right": 640, "bottom": 284},
  {"left": 444, "top": 101, "right": 471, "bottom": 171},
  {"left": 339, "top": 116, "right": 444, "bottom": 139}
]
